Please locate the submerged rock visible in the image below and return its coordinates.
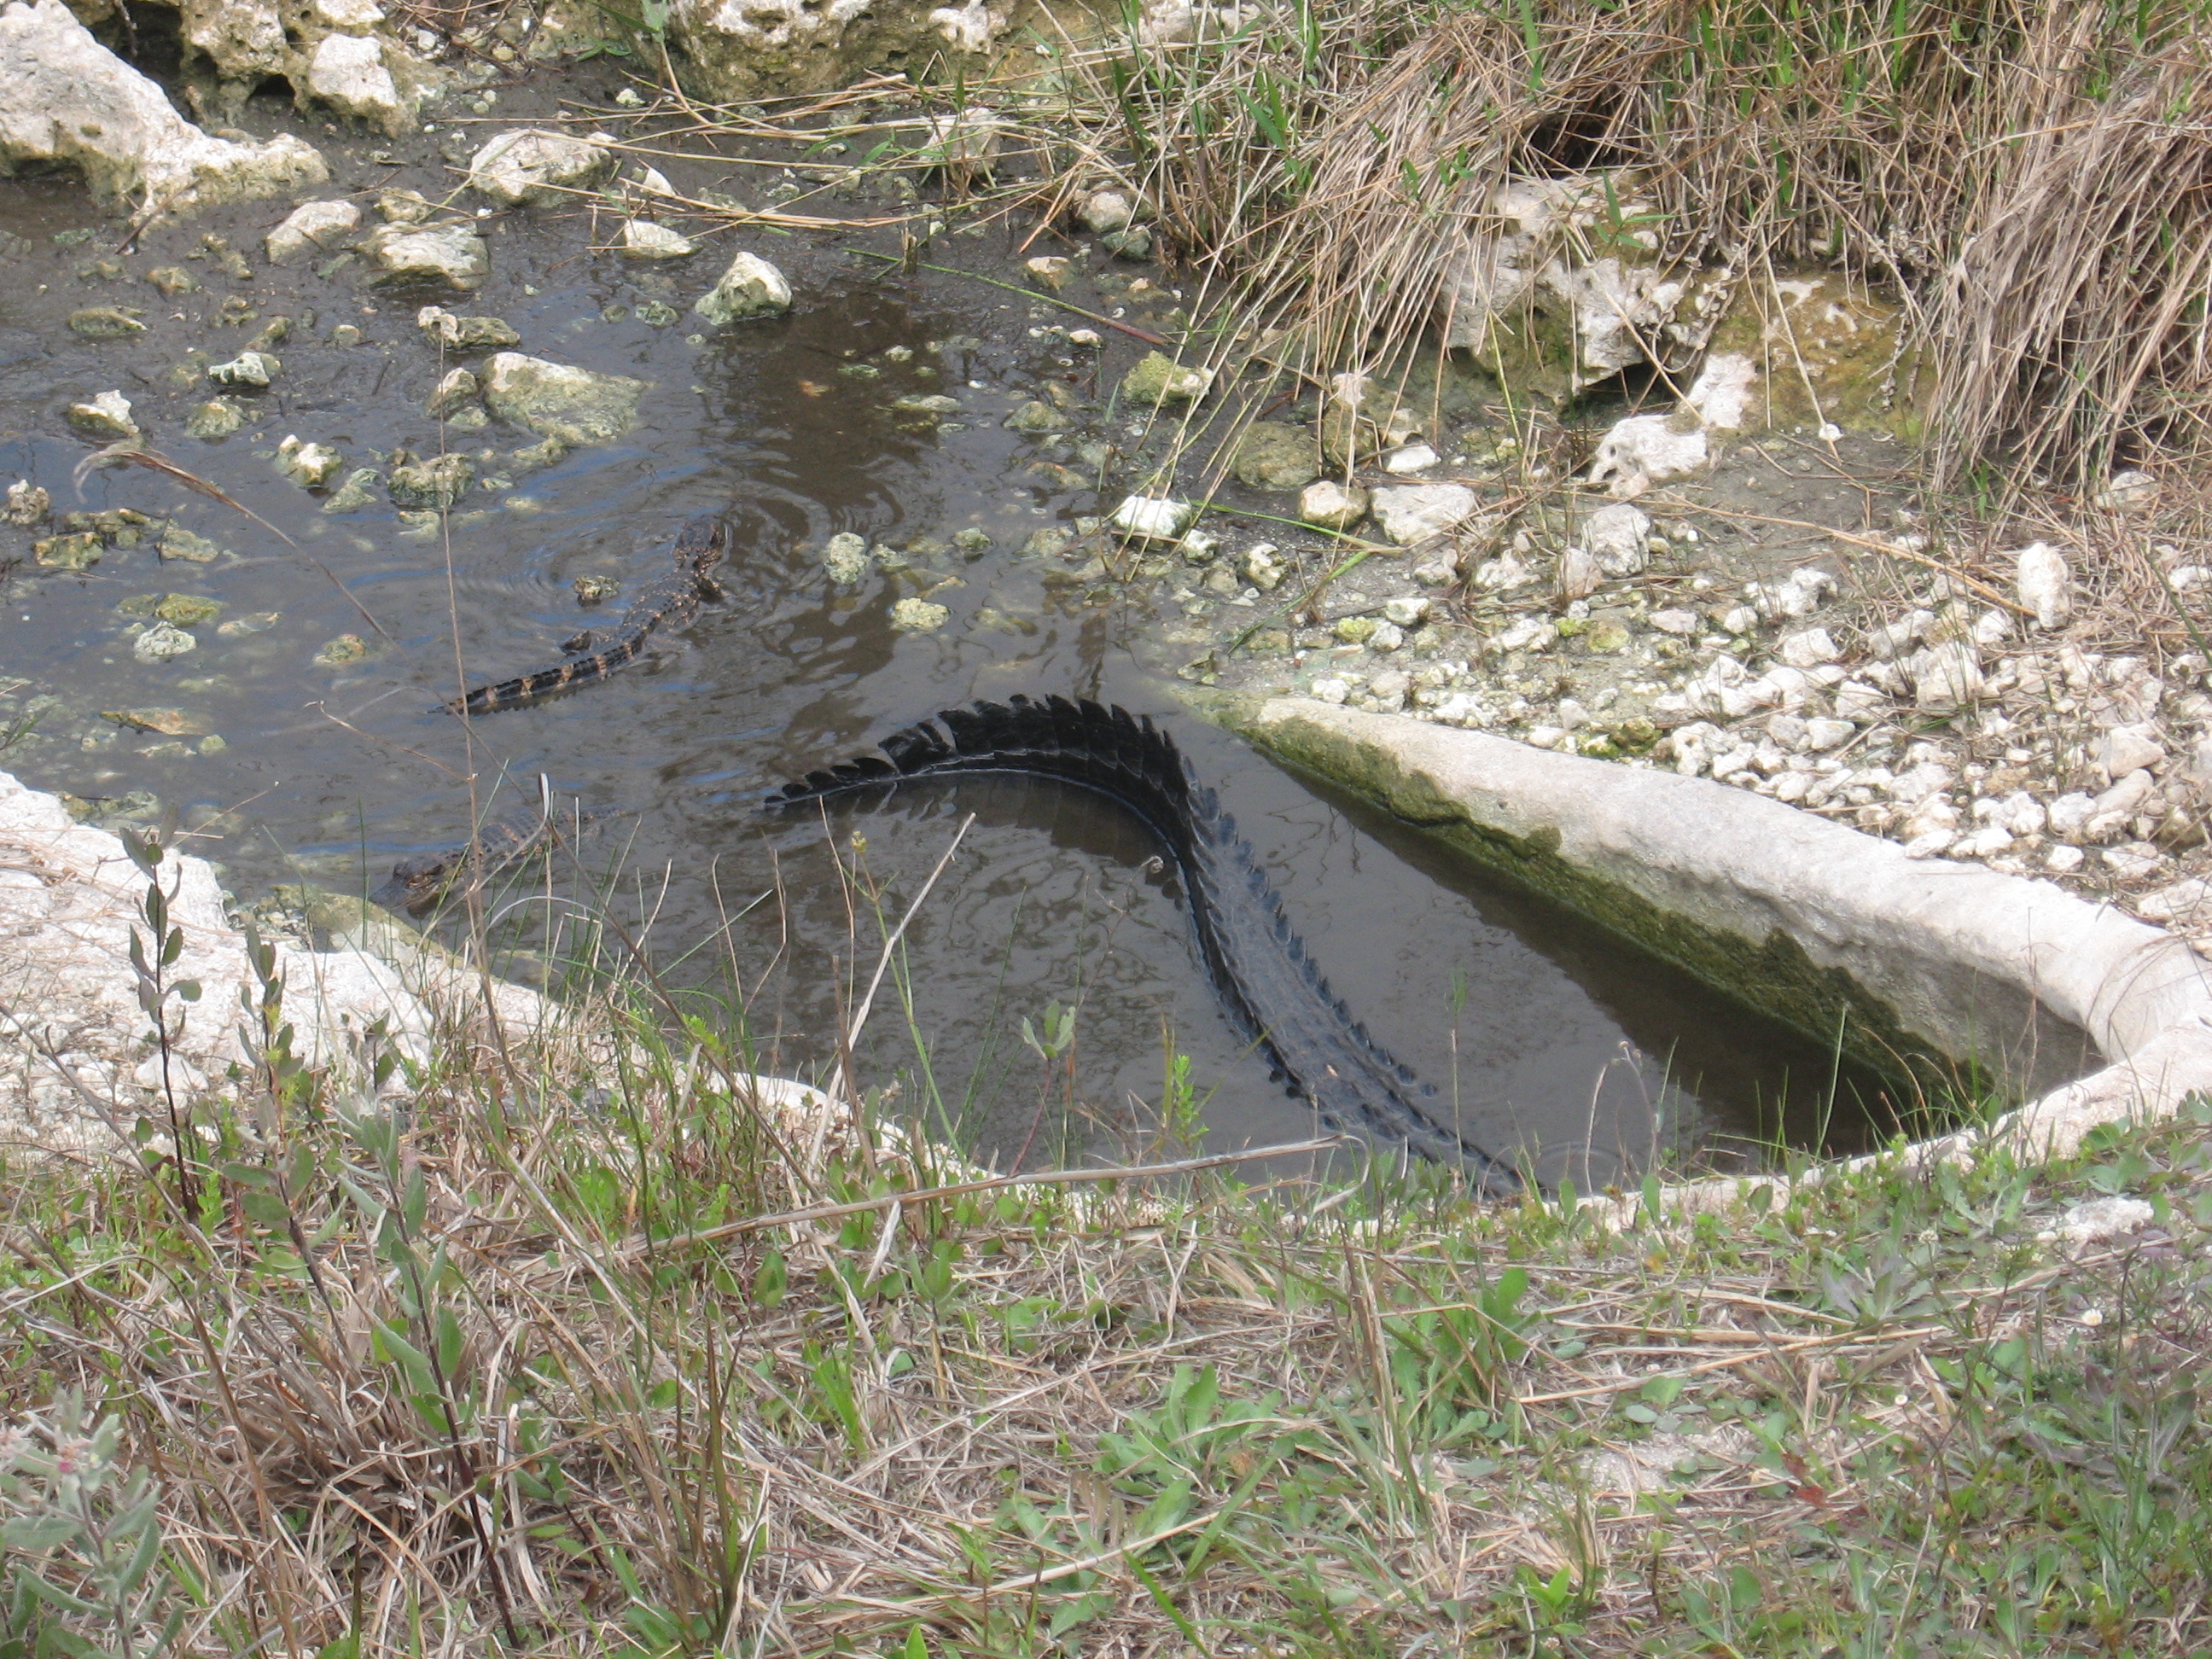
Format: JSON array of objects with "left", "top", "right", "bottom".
[
  {"left": 320, "top": 467, "right": 381, "bottom": 513},
  {"left": 1112, "top": 495, "right": 1197, "bottom": 542},
  {"left": 821, "top": 532, "right": 873, "bottom": 584},
  {"left": 1024, "top": 256, "right": 1070, "bottom": 292},
  {"left": 890, "top": 597, "right": 950, "bottom": 633},
  {"left": 67, "top": 306, "right": 146, "bottom": 340},
  {"left": 265, "top": 199, "right": 359, "bottom": 265},
  {"left": 132, "top": 621, "right": 197, "bottom": 662},
  {"left": 184, "top": 398, "right": 247, "bottom": 439},
  {"left": 117, "top": 591, "right": 221, "bottom": 624},
  {"left": 425, "top": 367, "right": 478, "bottom": 417},
  {"left": 416, "top": 306, "right": 521, "bottom": 348},
  {"left": 33, "top": 531, "right": 103, "bottom": 569},
  {"left": 480, "top": 352, "right": 645, "bottom": 446},
  {"left": 468, "top": 129, "right": 614, "bottom": 207},
  {"left": 101, "top": 707, "right": 211, "bottom": 736},
  {"left": 159, "top": 523, "right": 230, "bottom": 562},
  {"left": 66, "top": 391, "right": 139, "bottom": 439},
  {"left": 274, "top": 434, "right": 343, "bottom": 486},
  {"left": 3, "top": 481, "right": 49, "bottom": 527},
  {"left": 207, "top": 350, "right": 279, "bottom": 387},
  {"left": 313, "top": 632, "right": 368, "bottom": 667},
  {"left": 1120, "top": 352, "right": 1211, "bottom": 406},
  {"left": 694, "top": 251, "right": 792, "bottom": 324},
  {"left": 387, "top": 452, "right": 474, "bottom": 509},
  {"left": 363, "top": 222, "right": 489, "bottom": 289},
  {"left": 0, "top": 0, "right": 325, "bottom": 213},
  {"left": 1231, "top": 422, "right": 1318, "bottom": 490}
]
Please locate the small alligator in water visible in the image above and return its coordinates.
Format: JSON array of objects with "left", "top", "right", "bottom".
[
  {"left": 371, "top": 789, "right": 612, "bottom": 912},
  {"left": 770, "top": 695, "right": 1520, "bottom": 1190},
  {"left": 444, "top": 515, "right": 728, "bottom": 715}
]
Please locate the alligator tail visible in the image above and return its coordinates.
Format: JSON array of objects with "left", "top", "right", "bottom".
[
  {"left": 771, "top": 694, "right": 1520, "bottom": 1190},
  {"left": 445, "top": 630, "right": 650, "bottom": 715}
]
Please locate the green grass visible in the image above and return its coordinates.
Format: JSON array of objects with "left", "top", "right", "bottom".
[{"left": 3, "top": 883, "right": 2209, "bottom": 1659}]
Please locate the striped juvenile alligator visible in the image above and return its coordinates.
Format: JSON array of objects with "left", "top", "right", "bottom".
[
  {"left": 370, "top": 790, "right": 610, "bottom": 912},
  {"left": 771, "top": 695, "right": 1521, "bottom": 1190},
  {"left": 444, "top": 515, "right": 729, "bottom": 715}
]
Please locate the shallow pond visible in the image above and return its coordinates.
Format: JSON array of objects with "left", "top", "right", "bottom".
[{"left": 0, "top": 81, "right": 1901, "bottom": 1179}]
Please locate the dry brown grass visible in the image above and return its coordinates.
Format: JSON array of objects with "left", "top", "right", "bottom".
[{"left": 1055, "top": 0, "right": 2212, "bottom": 490}]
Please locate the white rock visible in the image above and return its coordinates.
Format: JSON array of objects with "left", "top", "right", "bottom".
[
  {"left": 1956, "top": 824, "right": 2014, "bottom": 859},
  {"left": 928, "top": 0, "right": 1008, "bottom": 50},
  {"left": 2093, "top": 470, "right": 2159, "bottom": 513},
  {"left": 1297, "top": 480, "right": 1367, "bottom": 532},
  {"left": 1833, "top": 680, "right": 1888, "bottom": 719},
  {"left": 2093, "top": 769, "right": 2156, "bottom": 819},
  {"left": 1908, "top": 640, "right": 1983, "bottom": 711},
  {"left": 363, "top": 222, "right": 489, "bottom": 289},
  {"left": 1684, "top": 352, "right": 1756, "bottom": 430},
  {"left": 1802, "top": 718, "right": 1855, "bottom": 752},
  {"left": 67, "top": 390, "right": 138, "bottom": 439},
  {"left": 1776, "top": 568, "right": 1837, "bottom": 616},
  {"left": 1079, "top": 189, "right": 1135, "bottom": 234},
  {"left": 2137, "top": 876, "right": 2212, "bottom": 924},
  {"left": 1312, "top": 676, "right": 1349, "bottom": 704},
  {"left": 1370, "top": 483, "right": 1480, "bottom": 546},
  {"left": 469, "top": 128, "right": 614, "bottom": 207},
  {"left": 132, "top": 621, "right": 196, "bottom": 662},
  {"left": 1649, "top": 608, "right": 1697, "bottom": 636},
  {"left": 1868, "top": 609, "right": 1933, "bottom": 659},
  {"left": 1778, "top": 628, "right": 1839, "bottom": 668},
  {"left": 1112, "top": 495, "right": 1196, "bottom": 541},
  {"left": 2014, "top": 541, "right": 2073, "bottom": 632},
  {"left": 480, "top": 352, "right": 647, "bottom": 446},
  {"left": 2057, "top": 1195, "right": 2155, "bottom": 1244},
  {"left": 1555, "top": 546, "right": 1602, "bottom": 601},
  {"left": 2093, "top": 724, "right": 2164, "bottom": 782},
  {"left": 207, "top": 350, "right": 279, "bottom": 387},
  {"left": 1382, "top": 596, "right": 1431, "bottom": 627},
  {"left": 1971, "top": 608, "right": 2011, "bottom": 648},
  {"left": 2168, "top": 565, "right": 2212, "bottom": 592},
  {"left": 1586, "top": 413, "right": 1706, "bottom": 496},
  {"left": 1369, "top": 622, "right": 1405, "bottom": 652},
  {"left": 2102, "top": 842, "right": 2164, "bottom": 881},
  {"left": 274, "top": 435, "right": 342, "bottom": 486},
  {"left": 306, "top": 35, "right": 409, "bottom": 134},
  {"left": 1475, "top": 551, "right": 1534, "bottom": 591},
  {"left": 1580, "top": 501, "right": 1651, "bottom": 576},
  {"left": 918, "top": 108, "right": 1004, "bottom": 177},
  {"left": 1716, "top": 603, "right": 1759, "bottom": 636},
  {"left": 265, "top": 199, "right": 359, "bottom": 265},
  {"left": 1382, "top": 443, "right": 1439, "bottom": 474},
  {"left": 2046, "top": 842, "right": 2086, "bottom": 872},
  {"left": 1995, "top": 792, "right": 2047, "bottom": 838},
  {"left": 2047, "top": 792, "right": 2097, "bottom": 840},
  {"left": 694, "top": 251, "right": 792, "bottom": 324},
  {"left": 0, "top": 0, "right": 325, "bottom": 213},
  {"left": 1524, "top": 725, "right": 1566, "bottom": 749},
  {"left": 619, "top": 218, "right": 696, "bottom": 259},
  {"left": 315, "top": 0, "right": 384, "bottom": 25},
  {"left": 1902, "top": 829, "right": 1954, "bottom": 859},
  {"left": 1889, "top": 762, "right": 1954, "bottom": 806}
]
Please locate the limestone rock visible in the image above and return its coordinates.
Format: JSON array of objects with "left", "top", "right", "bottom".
[
  {"left": 1231, "top": 422, "right": 1319, "bottom": 491},
  {"left": 3, "top": 481, "right": 49, "bottom": 527},
  {"left": 468, "top": 128, "right": 614, "bottom": 207},
  {"left": 917, "top": 108, "right": 1004, "bottom": 178},
  {"left": 1579, "top": 500, "right": 1651, "bottom": 576},
  {"left": 1120, "top": 352, "right": 1212, "bottom": 406},
  {"left": 67, "top": 306, "right": 146, "bottom": 339},
  {"left": 480, "top": 352, "right": 646, "bottom": 446},
  {"left": 1111, "top": 496, "right": 1196, "bottom": 542},
  {"left": 1586, "top": 412, "right": 1707, "bottom": 496},
  {"left": 1371, "top": 483, "right": 1479, "bottom": 546},
  {"left": 363, "top": 221, "right": 489, "bottom": 289},
  {"left": 821, "top": 532, "right": 872, "bottom": 584},
  {"left": 668, "top": 0, "right": 999, "bottom": 101},
  {"left": 387, "top": 451, "right": 473, "bottom": 509},
  {"left": 1298, "top": 480, "right": 1367, "bottom": 532},
  {"left": 179, "top": 0, "right": 288, "bottom": 84},
  {"left": 207, "top": 349, "right": 279, "bottom": 387},
  {"left": 1023, "top": 256, "right": 1070, "bottom": 292},
  {"left": 66, "top": 391, "right": 138, "bottom": 439},
  {"left": 694, "top": 251, "right": 791, "bottom": 325},
  {"left": 890, "top": 597, "right": 949, "bottom": 632},
  {"left": 426, "top": 367, "right": 477, "bottom": 417},
  {"left": 184, "top": 398, "right": 245, "bottom": 439},
  {"left": 305, "top": 35, "right": 409, "bottom": 135},
  {"left": 275, "top": 434, "right": 342, "bottom": 486},
  {"left": 2014, "top": 541, "right": 2072, "bottom": 632},
  {"left": 0, "top": 0, "right": 326, "bottom": 213},
  {"left": 619, "top": 218, "right": 696, "bottom": 259},
  {"left": 132, "top": 620, "right": 197, "bottom": 661},
  {"left": 265, "top": 198, "right": 358, "bottom": 265},
  {"left": 416, "top": 306, "right": 520, "bottom": 348},
  {"left": 2093, "top": 724, "right": 2165, "bottom": 783},
  {"left": 1079, "top": 189, "right": 1134, "bottom": 234}
]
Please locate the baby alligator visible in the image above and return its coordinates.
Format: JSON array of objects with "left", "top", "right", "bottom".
[
  {"left": 445, "top": 515, "right": 728, "bottom": 715},
  {"left": 371, "top": 793, "right": 610, "bottom": 912},
  {"left": 771, "top": 694, "right": 1520, "bottom": 1190}
]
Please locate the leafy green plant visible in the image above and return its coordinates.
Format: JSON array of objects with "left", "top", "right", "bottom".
[{"left": 0, "top": 1393, "right": 182, "bottom": 1659}]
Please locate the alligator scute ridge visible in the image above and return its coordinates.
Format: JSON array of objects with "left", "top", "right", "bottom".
[
  {"left": 771, "top": 693, "right": 1520, "bottom": 1190},
  {"left": 443, "top": 515, "right": 730, "bottom": 716}
]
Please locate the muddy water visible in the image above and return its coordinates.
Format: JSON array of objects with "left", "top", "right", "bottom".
[{"left": 0, "top": 95, "right": 1897, "bottom": 1179}]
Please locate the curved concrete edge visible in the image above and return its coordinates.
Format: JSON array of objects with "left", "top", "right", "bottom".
[{"left": 1214, "top": 697, "right": 2212, "bottom": 1215}]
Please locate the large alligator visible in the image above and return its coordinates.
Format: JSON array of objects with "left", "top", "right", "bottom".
[
  {"left": 771, "top": 694, "right": 1521, "bottom": 1189},
  {"left": 444, "top": 515, "right": 729, "bottom": 715}
]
